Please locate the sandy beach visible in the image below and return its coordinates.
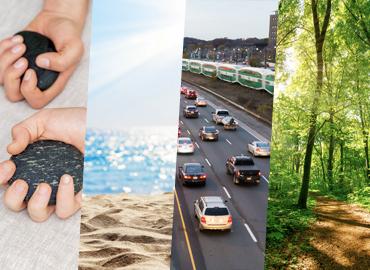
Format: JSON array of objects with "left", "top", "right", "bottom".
[{"left": 78, "top": 192, "right": 174, "bottom": 270}]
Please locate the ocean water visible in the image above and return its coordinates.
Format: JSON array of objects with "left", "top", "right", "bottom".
[{"left": 83, "top": 127, "right": 177, "bottom": 195}]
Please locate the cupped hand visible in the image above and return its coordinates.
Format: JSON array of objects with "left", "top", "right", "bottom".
[
  {"left": 0, "top": 107, "right": 86, "bottom": 222},
  {"left": 0, "top": 3, "right": 87, "bottom": 108}
]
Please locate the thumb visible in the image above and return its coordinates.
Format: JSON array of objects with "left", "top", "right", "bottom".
[{"left": 35, "top": 38, "right": 84, "bottom": 72}]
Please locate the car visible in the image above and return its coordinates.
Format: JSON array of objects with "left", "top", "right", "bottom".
[
  {"left": 199, "top": 126, "right": 219, "bottom": 141},
  {"left": 226, "top": 155, "right": 261, "bottom": 185},
  {"left": 177, "top": 137, "right": 195, "bottom": 154},
  {"left": 221, "top": 116, "right": 238, "bottom": 130},
  {"left": 183, "top": 105, "right": 199, "bottom": 118},
  {"left": 212, "top": 109, "right": 230, "bottom": 124},
  {"left": 185, "top": 89, "right": 197, "bottom": 99},
  {"left": 195, "top": 97, "right": 207, "bottom": 107},
  {"left": 178, "top": 163, "right": 206, "bottom": 186},
  {"left": 180, "top": 86, "right": 188, "bottom": 95},
  {"left": 194, "top": 196, "right": 232, "bottom": 231},
  {"left": 247, "top": 141, "right": 270, "bottom": 157}
]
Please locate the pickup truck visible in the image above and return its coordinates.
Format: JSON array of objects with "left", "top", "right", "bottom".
[
  {"left": 212, "top": 109, "right": 230, "bottom": 124},
  {"left": 225, "top": 155, "right": 261, "bottom": 185}
]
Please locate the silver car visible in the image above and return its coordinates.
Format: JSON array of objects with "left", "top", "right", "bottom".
[
  {"left": 194, "top": 196, "right": 232, "bottom": 231},
  {"left": 195, "top": 97, "right": 207, "bottom": 107},
  {"left": 247, "top": 141, "right": 270, "bottom": 157},
  {"left": 177, "top": 137, "right": 195, "bottom": 154}
]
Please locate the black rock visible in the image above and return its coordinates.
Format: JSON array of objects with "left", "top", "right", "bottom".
[
  {"left": 16, "top": 31, "right": 59, "bottom": 91},
  {"left": 8, "top": 140, "right": 84, "bottom": 205}
]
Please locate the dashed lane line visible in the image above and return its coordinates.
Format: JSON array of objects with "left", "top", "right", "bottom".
[
  {"left": 223, "top": 186, "right": 231, "bottom": 199},
  {"left": 205, "top": 158, "right": 211, "bottom": 167},
  {"left": 244, "top": 223, "right": 258, "bottom": 243}
]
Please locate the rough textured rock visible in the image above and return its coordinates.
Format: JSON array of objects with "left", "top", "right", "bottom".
[
  {"left": 16, "top": 31, "right": 59, "bottom": 90},
  {"left": 9, "top": 140, "right": 84, "bottom": 205}
]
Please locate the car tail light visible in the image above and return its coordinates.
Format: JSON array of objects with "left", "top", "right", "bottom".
[
  {"left": 201, "top": 216, "right": 206, "bottom": 224},
  {"left": 184, "top": 175, "right": 192, "bottom": 179},
  {"left": 256, "top": 147, "right": 261, "bottom": 152},
  {"left": 236, "top": 171, "right": 240, "bottom": 177},
  {"left": 200, "top": 174, "right": 206, "bottom": 179},
  {"left": 228, "top": 216, "right": 232, "bottom": 224},
  {"left": 258, "top": 172, "right": 261, "bottom": 176}
]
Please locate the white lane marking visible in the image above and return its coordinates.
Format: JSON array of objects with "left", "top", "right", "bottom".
[
  {"left": 226, "top": 139, "right": 232, "bottom": 145},
  {"left": 205, "top": 158, "right": 211, "bottom": 167},
  {"left": 184, "top": 100, "right": 188, "bottom": 104},
  {"left": 204, "top": 118, "right": 209, "bottom": 123},
  {"left": 187, "top": 130, "right": 191, "bottom": 135},
  {"left": 244, "top": 223, "right": 258, "bottom": 243},
  {"left": 180, "top": 120, "right": 183, "bottom": 125},
  {"left": 261, "top": 175, "right": 269, "bottom": 183},
  {"left": 223, "top": 186, "right": 231, "bottom": 199},
  {"left": 195, "top": 142, "right": 200, "bottom": 148}
]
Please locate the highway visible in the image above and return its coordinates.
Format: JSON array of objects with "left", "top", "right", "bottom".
[{"left": 171, "top": 81, "right": 271, "bottom": 270}]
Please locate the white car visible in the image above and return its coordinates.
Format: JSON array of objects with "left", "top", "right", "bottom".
[
  {"left": 195, "top": 97, "right": 207, "bottom": 107},
  {"left": 177, "top": 137, "right": 195, "bottom": 154},
  {"left": 247, "top": 141, "right": 270, "bottom": 157},
  {"left": 212, "top": 109, "right": 230, "bottom": 124},
  {"left": 194, "top": 196, "right": 232, "bottom": 231},
  {"left": 221, "top": 116, "right": 238, "bottom": 130}
]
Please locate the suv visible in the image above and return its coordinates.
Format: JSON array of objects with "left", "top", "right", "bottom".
[
  {"left": 183, "top": 105, "right": 199, "bottom": 118},
  {"left": 212, "top": 109, "right": 230, "bottom": 124},
  {"left": 194, "top": 196, "right": 232, "bottom": 231}
]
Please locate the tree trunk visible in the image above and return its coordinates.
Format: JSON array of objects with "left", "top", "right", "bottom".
[
  {"left": 327, "top": 113, "right": 335, "bottom": 191},
  {"left": 359, "top": 103, "right": 370, "bottom": 183},
  {"left": 298, "top": 0, "right": 332, "bottom": 208}
]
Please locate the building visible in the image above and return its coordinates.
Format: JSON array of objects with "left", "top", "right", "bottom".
[{"left": 267, "top": 11, "right": 278, "bottom": 61}]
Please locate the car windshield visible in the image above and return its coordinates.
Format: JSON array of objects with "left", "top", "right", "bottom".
[
  {"left": 205, "top": 207, "right": 229, "bottom": 216},
  {"left": 256, "top": 143, "right": 269, "bottom": 148},
  {"left": 235, "top": 158, "right": 254, "bottom": 166},
  {"left": 185, "top": 164, "right": 203, "bottom": 173},
  {"left": 179, "top": 138, "right": 191, "bottom": 144},
  {"left": 204, "top": 126, "right": 217, "bottom": 133},
  {"left": 217, "top": 111, "right": 229, "bottom": 116},
  {"left": 187, "top": 106, "right": 197, "bottom": 111},
  {"left": 188, "top": 91, "right": 195, "bottom": 94}
]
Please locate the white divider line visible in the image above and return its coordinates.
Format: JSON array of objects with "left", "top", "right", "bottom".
[
  {"left": 261, "top": 175, "right": 269, "bottom": 184},
  {"left": 195, "top": 142, "right": 200, "bottom": 149},
  {"left": 205, "top": 158, "right": 211, "bottom": 167},
  {"left": 204, "top": 118, "right": 209, "bottom": 123},
  {"left": 226, "top": 139, "right": 232, "bottom": 145},
  {"left": 187, "top": 130, "right": 191, "bottom": 135},
  {"left": 223, "top": 186, "right": 231, "bottom": 199},
  {"left": 244, "top": 223, "right": 258, "bottom": 243}
]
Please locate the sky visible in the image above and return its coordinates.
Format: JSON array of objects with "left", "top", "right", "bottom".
[
  {"left": 87, "top": 0, "right": 186, "bottom": 129},
  {"left": 185, "top": 0, "right": 278, "bottom": 40}
]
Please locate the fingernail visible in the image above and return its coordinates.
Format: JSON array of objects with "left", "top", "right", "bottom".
[
  {"left": 11, "top": 35, "right": 23, "bottom": 43},
  {"left": 24, "top": 69, "right": 32, "bottom": 81},
  {"left": 15, "top": 181, "right": 26, "bottom": 193},
  {"left": 14, "top": 58, "right": 25, "bottom": 69},
  {"left": 62, "top": 175, "right": 71, "bottom": 185},
  {"left": 38, "top": 57, "right": 50, "bottom": 68},
  {"left": 37, "top": 184, "right": 49, "bottom": 195},
  {"left": 11, "top": 44, "right": 22, "bottom": 54}
]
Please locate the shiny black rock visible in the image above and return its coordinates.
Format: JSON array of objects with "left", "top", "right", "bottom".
[
  {"left": 8, "top": 140, "right": 84, "bottom": 205},
  {"left": 16, "top": 31, "right": 59, "bottom": 91}
]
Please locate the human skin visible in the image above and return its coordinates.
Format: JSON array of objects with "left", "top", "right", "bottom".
[
  {"left": 0, "top": 0, "right": 89, "bottom": 109},
  {"left": 0, "top": 107, "right": 86, "bottom": 222}
]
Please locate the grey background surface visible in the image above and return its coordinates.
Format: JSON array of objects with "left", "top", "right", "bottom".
[{"left": 0, "top": 1, "right": 90, "bottom": 269}]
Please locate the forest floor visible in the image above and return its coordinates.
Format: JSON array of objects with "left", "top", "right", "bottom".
[{"left": 293, "top": 195, "right": 370, "bottom": 269}]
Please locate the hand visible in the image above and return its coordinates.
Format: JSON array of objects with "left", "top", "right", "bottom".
[
  {"left": 0, "top": 0, "right": 89, "bottom": 109},
  {"left": 0, "top": 107, "right": 86, "bottom": 222}
]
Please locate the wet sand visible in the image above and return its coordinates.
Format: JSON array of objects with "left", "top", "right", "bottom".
[{"left": 79, "top": 193, "right": 174, "bottom": 270}]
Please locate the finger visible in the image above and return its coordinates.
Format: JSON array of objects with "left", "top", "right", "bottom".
[
  {"left": 27, "top": 183, "right": 55, "bottom": 222},
  {"left": 55, "top": 175, "right": 80, "bottom": 219},
  {"left": 20, "top": 66, "right": 75, "bottom": 109},
  {"left": 0, "top": 43, "right": 26, "bottom": 84},
  {"left": 3, "top": 179, "right": 28, "bottom": 212},
  {"left": 3, "top": 57, "right": 27, "bottom": 102},
  {"left": 0, "top": 160, "right": 16, "bottom": 185},
  {"left": 36, "top": 38, "right": 83, "bottom": 72},
  {"left": 0, "top": 35, "right": 23, "bottom": 56},
  {"left": 7, "top": 122, "right": 33, "bottom": 155}
]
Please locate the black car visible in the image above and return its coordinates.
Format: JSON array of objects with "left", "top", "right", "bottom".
[
  {"left": 183, "top": 105, "right": 199, "bottom": 118},
  {"left": 199, "top": 126, "right": 219, "bottom": 141},
  {"left": 178, "top": 163, "right": 207, "bottom": 186}
]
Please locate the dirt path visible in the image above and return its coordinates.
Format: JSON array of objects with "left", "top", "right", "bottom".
[{"left": 295, "top": 196, "right": 370, "bottom": 270}]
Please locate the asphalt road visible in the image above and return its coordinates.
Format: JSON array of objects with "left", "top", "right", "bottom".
[{"left": 171, "top": 81, "right": 271, "bottom": 270}]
